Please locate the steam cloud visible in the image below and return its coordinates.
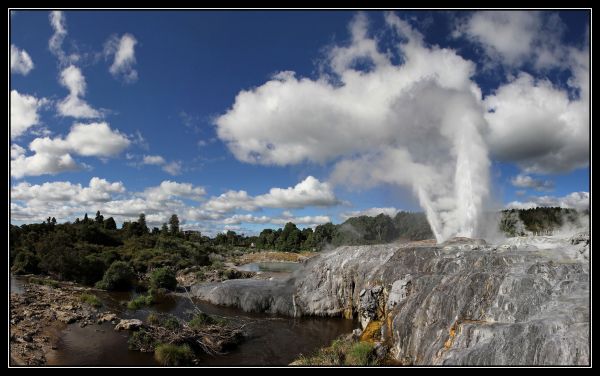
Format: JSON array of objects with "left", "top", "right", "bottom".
[{"left": 215, "top": 13, "right": 587, "bottom": 242}]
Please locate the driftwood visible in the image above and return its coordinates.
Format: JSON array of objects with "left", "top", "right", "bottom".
[{"left": 131, "top": 286, "right": 247, "bottom": 356}]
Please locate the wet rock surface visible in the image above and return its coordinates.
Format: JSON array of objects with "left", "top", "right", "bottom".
[{"left": 192, "top": 236, "right": 590, "bottom": 365}]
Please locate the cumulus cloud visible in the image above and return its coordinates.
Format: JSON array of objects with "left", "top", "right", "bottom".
[
  {"left": 340, "top": 207, "right": 400, "bottom": 220},
  {"left": 139, "top": 155, "right": 182, "bottom": 176},
  {"left": 204, "top": 176, "right": 339, "bottom": 213},
  {"left": 105, "top": 34, "right": 138, "bottom": 83},
  {"left": 204, "top": 190, "right": 256, "bottom": 213},
  {"left": 215, "top": 13, "right": 490, "bottom": 242},
  {"left": 11, "top": 178, "right": 206, "bottom": 225},
  {"left": 57, "top": 65, "right": 101, "bottom": 118},
  {"left": 10, "top": 177, "right": 125, "bottom": 221},
  {"left": 254, "top": 176, "right": 339, "bottom": 208},
  {"left": 11, "top": 90, "right": 47, "bottom": 139},
  {"left": 484, "top": 73, "right": 589, "bottom": 173},
  {"left": 11, "top": 122, "right": 130, "bottom": 178},
  {"left": 507, "top": 192, "right": 589, "bottom": 211},
  {"left": 222, "top": 213, "right": 331, "bottom": 227},
  {"left": 66, "top": 122, "right": 130, "bottom": 156},
  {"left": 143, "top": 181, "right": 206, "bottom": 202},
  {"left": 511, "top": 174, "right": 554, "bottom": 192},
  {"left": 142, "top": 155, "right": 166, "bottom": 165},
  {"left": 10, "top": 45, "right": 34, "bottom": 75},
  {"left": 454, "top": 11, "right": 567, "bottom": 70}
]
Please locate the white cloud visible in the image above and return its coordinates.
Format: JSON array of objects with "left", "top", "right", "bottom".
[
  {"left": 57, "top": 65, "right": 101, "bottom": 118},
  {"left": 455, "top": 11, "right": 566, "bottom": 70},
  {"left": 221, "top": 213, "right": 331, "bottom": 227},
  {"left": 10, "top": 144, "right": 26, "bottom": 159},
  {"left": 340, "top": 207, "right": 400, "bottom": 220},
  {"left": 143, "top": 181, "right": 206, "bottom": 202},
  {"left": 11, "top": 122, "right": 130, "bottom": 178},
  {"left": 66, "top": 122, "right": 130, "bottom": 156},
  {"left": 510, "top": 174, "right": 554, "bottom": 192},
  {"left": 105, "top": 34, "right": 138, "bottom": 83},
  {"left": 507, "top": 192, "right": 589, "bottom": 211},
  {"left": 204, "top": 176, "right": 340, "bottom": 213},
  {"left": 484, "top": 73, "right": 589, "bottom": 173},
  {"left": 204, "top": 190, "right": 256, "bottom": 213},
  {"left": 48, "top": 11, "right": 78, "bottom": 65},
  {"left": 139, "top": 154, "right": 182, "bottom": 176},
  {"left": 11, "top": 151, "right": 79, "bottom": 179},
  {"left": 215, "top": 13, "right": 490, "bottom": 242},
  {"left": 12, "top": 177, "right": 124, "bottom": 204},
  {"left": 11, "top": 90, "right": 47, "bottom": 139},
  {"left": 142, "top": 155, "right": 165, "bottom": 165},
  {"left": 11, "top": 45, "right": 34, "bottom": 75},
  {"left": 254, "top": 176, "right": 339, "bottom": 208},
  {"left": 162, "top": 161, "right": 182, "bottom": 176}
]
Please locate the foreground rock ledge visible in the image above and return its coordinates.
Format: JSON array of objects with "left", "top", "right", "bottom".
[{"left": 191, "top": 237, "right": 590, "bottom": 365}]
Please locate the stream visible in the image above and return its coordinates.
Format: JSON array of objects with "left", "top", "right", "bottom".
[{"left": 11, "top": 274, "right": 355, "bottom": 366}]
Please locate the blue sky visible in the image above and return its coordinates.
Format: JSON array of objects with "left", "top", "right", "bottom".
[{"left": 10, "top": 10, "right": 590, "bottom": 236}]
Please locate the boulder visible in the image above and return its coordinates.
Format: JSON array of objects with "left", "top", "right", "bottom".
[{"left": 114, "top": 319, "right": 142, "bottom": 331}]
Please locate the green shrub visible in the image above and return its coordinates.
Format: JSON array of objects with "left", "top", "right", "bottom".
[
  {"left": 127, "top": 294, "right": 154, "bottom": 310},
  {"left": 149, "top": 267, "right": 177, "bottom": 290},
  {"left": 128, "top": 329, "right": 156, "bottom": 351},
  {"left": 147, "top": 312, "right": 160, "bottom": 325},
  {"left": 346, "top": 342, "right": 375, "bottom": 365},
  {"left": 95, "top": 261, "right": 135, "bottom": 291},
  {"left": 154, "top": 343, "right": 193, "bottom": 366},
  {"left": 188, "top": 312, "right": 217, "bottom": 329},
  {"left": 163, "top": 316, "right": 181, "bottom": 330},
  {"left": 29, "top": 277, "right": 60, "bottom": 288},
  {"left": 11, "top": 250, "right": 40, "bottom": 274},
  {"left": 79, "top": 293, "right": 102, "bottom": 308}
]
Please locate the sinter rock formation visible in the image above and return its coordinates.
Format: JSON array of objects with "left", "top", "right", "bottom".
[{"left": 191, "top": 234, "right": 590, "bottom": 365}]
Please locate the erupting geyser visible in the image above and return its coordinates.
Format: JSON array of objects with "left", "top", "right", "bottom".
[{"left": 216, "top": 13, "right": 492, "bottom": 242}]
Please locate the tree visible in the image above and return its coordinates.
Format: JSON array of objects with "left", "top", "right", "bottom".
[
  {"left": 149, "top": 267, "right": 177, "bottom": 290},
  {"left": 83, "top": 213, "right": 89, "bottom": 224},
  {"left": 95, "top": 261, "right": 135, "bottom": 291},
  {"left": 51, "top": 217, "right": 57, "bottom": 225},
  {"left": 138, "top": 213, "right": 148, "bottom": 234},
  {"left": 161, "top": 223, "right": 169, "bottom": 235},
  {"left": 169, "top": 215, "right": 180, "bottom": 235},
  {"left": 95, "top": 211, "right": 104, "bottom": 224},
  {"left": 104, "top": 217, "right": 117, "bottom": 230}
]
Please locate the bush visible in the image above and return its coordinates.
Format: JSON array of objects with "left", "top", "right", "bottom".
[
  {"left": 95, "top": 261, "right": 135, "bottom": 291},
  {"left": 149, "top": 267, "right": 177, "bottom": 290},
  {"left": 163, "top": 316, "right": 181, "bottom": 330},
  {"left": 127, "top": 294, "right": 154, "bottom": 310},
  {"left": 11, "top": 250, "right": 40, "bottom": 274},
  {"left": 346, "top": 342, "right": 375, "bottom": 365},
  {"left": 188, "top": 312, "right": 217, "bottom": 329},
  {"left": 154, "top": 343, "right": 193, "bottom": 366},
  {"left": 79, "top": 293, "right": 102, "bottom": 308},
  {"left": 128, "top": 329, "right": 156, "bottom": 351}
]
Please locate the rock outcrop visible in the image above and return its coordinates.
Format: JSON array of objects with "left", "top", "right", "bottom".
[{"left": 191, "top": 236, "right": 590, "bottom": 365}]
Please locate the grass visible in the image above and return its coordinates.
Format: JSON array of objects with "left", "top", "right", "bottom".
[
  {"left": 154, "top": 343, "right": 194, "bottom": 366},
  {"left": 188, "top": 312, "right": 227, "bottom": 329},
  {"left": 79, "top": 293, "right": 102, "bottom": 308},
  {"left": 128, "top": 329, "right": 156, "bottom": 351},
  {"left": 127, "top": 294, "right": 154, "bottom": 310},
  {"left": 346, "top": 342, "right": 375, "bottom": 365},
  {"left": 29, "top": 277, "right": 60, "bottom": 288},
  {"left": 236, "top": 251, "right": 315, "bottom": 264},
  {"left": 292, "top": 336, "right": 377, "bottom": 366}
]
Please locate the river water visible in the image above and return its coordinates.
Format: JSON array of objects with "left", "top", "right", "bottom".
[{"left": 11, "top": 275, "right": 355, "bottom": 366}]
